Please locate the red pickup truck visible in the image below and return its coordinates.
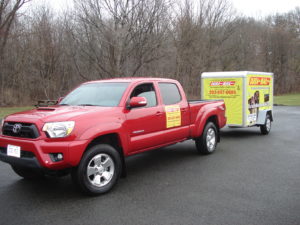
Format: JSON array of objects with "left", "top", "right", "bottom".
[{"left": 0, "top": 78, "right": 226, "bottom": 195}]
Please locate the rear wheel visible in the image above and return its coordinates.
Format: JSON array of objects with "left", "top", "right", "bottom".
[
  {"left": 195, "top": 122, "right": 218, "bottom": 155},
  {"left": 260, "top": 114, "right": 271, "bottom": 135},
  {"left": 11, "top": 165, "right": 44, "bottom": 179},
  {"left": 71, "top": 144, "right": 121, "bottom": 195}
]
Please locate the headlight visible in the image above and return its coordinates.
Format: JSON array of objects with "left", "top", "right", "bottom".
[
  {"left": 42, "top": 121, "right": 75, "bottom": 138},
  {"left": 0, "top": 119, "right": 4, "bottom": 135}
]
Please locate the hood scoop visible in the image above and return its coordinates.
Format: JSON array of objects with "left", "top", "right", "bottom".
[{"left": 37, "top": 107, "right": 56, "bottom": 111}]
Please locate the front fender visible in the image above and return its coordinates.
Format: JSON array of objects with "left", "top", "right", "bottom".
[
  {"left": 79, "top": 121, "right": 129, "bottom": 154},
  {"left": 79, "top": 122, "right": 122, "bottom": 140},
  {"left": 67, "top": 122, "right": 128, "bottom": 167}
]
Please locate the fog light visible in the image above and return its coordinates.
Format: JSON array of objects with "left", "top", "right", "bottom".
[
  {"left": 49, "top": 153, "right": 64, "bottom": 162},
  {"left": 57, "top": 153, "right": 63, "bottom": 160}
]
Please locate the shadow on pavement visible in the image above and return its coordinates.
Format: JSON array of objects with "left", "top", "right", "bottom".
[
  {"left": 1, "top": 176, "right": 84, "bottom": 200},
  {"left": 220, "top": 128, "right": 263, "bottom": 138},
  {"left": 1, "top": 143, "right": 203, "bottom": 200},
  {"left": 125, "top": 144, "right": 199, "bottom": 173}
]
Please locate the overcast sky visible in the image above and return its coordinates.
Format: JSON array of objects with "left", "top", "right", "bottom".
[{"left": 35, "top": 0, "right": 300, "bottom": 17}]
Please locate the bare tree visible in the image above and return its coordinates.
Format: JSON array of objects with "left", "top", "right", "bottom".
[
  {"left": 0, "top": 0, "right": 31, "bottom": 55},
  {"left": 0, "top": 1, "right": 300, "bottom": 106},
  {"left": 173, "top": 0, "right": 236, "bottom": 96},
  {"left": 72, "top": 0, "right": 171, "bottom": 78},
  {"left": 0, "top": 0, "right": 31, "bottom": 105}
]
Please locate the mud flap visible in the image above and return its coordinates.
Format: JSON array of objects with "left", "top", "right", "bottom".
[{"left": 257, "top": 110, "right": 270, "bottom": 125}]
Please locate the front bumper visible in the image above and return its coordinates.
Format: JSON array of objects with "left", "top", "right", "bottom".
[
  {"left": 0, "top": 147, "right": 42, "bottom": 169},
  {"left": 0, "top": 136, "right": 87, "bottom": 170}
]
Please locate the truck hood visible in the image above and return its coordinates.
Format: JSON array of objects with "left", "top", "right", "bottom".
[{"left": 5, "top": 106, "right": 116, "bottom": 123}]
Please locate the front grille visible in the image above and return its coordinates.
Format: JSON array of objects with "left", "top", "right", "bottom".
[
  {"left": 0, "top": 147, "right": 35, "bottom": 158},
  {"left": 2, "top": 122, "right": 40, "bottom": 139}
]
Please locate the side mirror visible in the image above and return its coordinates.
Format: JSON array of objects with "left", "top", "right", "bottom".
[
  {"left": 129, "top": 97, "right": 147, "bottom": 109},
  {"left": 57, "top": 97, "right": 64, "bottom": 104}
]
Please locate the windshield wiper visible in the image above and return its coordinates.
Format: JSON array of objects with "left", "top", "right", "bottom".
[
  {"left": 78, "top": 104, "right": 97, "bottom": 106},
  {"left": 59, "top": 104, "right": 69, "bottom": 106}
]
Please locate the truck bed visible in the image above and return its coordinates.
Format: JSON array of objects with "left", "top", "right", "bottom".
[
  {"left": 188, "top": 99, "right": 226, "bottom": 128},
  {"left": 188, "top": 99, "right": 223, "bottom": 104}
]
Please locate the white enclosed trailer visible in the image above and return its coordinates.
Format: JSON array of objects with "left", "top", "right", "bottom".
[{"left": 201, "top": 71, "right": 273, "bottom": 134}]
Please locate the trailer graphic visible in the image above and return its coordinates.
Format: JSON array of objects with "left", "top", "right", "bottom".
[{"left": 201, "top": 71, "right": 273, "bottom": 134}]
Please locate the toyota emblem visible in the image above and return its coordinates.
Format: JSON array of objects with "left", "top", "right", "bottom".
[{"left": 12, "top": 124, "right": 22, "bottom": 134}]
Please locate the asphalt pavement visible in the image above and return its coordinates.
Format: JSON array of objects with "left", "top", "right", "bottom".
[{"left": 0, "top": 106, "right": 299, "bottom": 225}]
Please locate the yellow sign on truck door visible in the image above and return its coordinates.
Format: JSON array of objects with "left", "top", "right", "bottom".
[
  {"left": 202, "top": 78, "right": 243, "bottom": 126},
  {"left": 165, "top": 105, "right": 181, "bottom": 128}
]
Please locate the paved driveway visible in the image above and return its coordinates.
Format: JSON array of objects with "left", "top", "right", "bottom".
[{"left": 0, "top": 106, "right": 299, "bottom": 225}]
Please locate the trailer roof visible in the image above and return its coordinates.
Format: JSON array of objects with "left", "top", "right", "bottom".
[{"left": 201, "top": 71, "right": 273, "bottom": 78}]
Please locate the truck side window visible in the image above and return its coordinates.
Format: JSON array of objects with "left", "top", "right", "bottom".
[
  {"left": 130, "top": 83, "right": 157, "bottom": 107},
  {"left": 158, "top": 83, "right": 182, "bottom": 105}
]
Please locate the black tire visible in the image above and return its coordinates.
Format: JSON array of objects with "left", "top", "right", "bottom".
[
  {"left": 195, "top": 122, "right": 218, "bottom": 155},
  {"left": 11, "top": 165, "right": 44, "bottom": 179},
  {"left": 260, "top": 114, "right": 271, "bottom": 135},
  {"left": 71, "top": 144, "right": 122, "bottom": 195}
]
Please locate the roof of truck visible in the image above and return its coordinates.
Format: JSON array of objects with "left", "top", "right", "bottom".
[
  {"left": 84, "top": 77, "right": 177, "bottom": 84},
  {"left": 201, "top": 71, "right": 273, "bottom": 78}
]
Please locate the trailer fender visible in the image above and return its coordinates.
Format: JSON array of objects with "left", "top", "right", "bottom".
[{"left": 256, "top": 110, "right": 273, "bottom": 125}]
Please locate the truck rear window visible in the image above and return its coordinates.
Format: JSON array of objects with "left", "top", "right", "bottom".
[
  {"left": 60, "top": 82, "right": 129, "bottom": 107},
  {"left": 158, "top": 83, "right": 182, "bottom": 105}
]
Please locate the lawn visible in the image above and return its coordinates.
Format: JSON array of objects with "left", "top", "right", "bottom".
[
  {"left": 274, "top": 93, "right": 300, "bottom": 106},
  {"left": 0, "top": 106, "right": 33, "bottom": 119},
  {"left": 0, "top": 94, "right": 299, "bottom": 119}
]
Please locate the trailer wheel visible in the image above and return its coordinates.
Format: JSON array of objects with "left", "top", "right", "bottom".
[
  {"left": 71, "top": 144, "right": 121, "bottom": 195},
  {"left": 195, "top": 122, "right": 218, "bottom": 155},
  {"left": 260, "top": 114, "right": 271, "bottom": 135}
]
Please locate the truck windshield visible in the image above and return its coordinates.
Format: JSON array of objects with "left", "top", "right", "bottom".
[{"left": 59, "top": 82, "right": 129, "bottom": 107}]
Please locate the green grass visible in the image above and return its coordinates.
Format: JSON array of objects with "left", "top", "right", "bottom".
[
  {"left": 0, "top": 107, "right": 34, "bottom": 119},
  {"left": 0, "top": 94, "right": 299, "bottom": 118},
  {"left": 274, "top": 93, "right": 300, "bottom": 106}
]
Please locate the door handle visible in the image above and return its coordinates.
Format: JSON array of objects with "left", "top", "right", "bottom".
[
  {"left": 156, "top": 111, "right": 163, "bottom": 116},
  {"left": 181, "top": 109, "right": 187, "bottom": 113}
]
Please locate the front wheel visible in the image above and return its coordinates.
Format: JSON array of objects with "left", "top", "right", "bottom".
[
  {"left": 71, "top": 144, "right": 122, "bottom": 195},
  {"left": 195, "top": 122, "right": 218, "bottom": 155},
  {"left": 260, "top": 114, "right": 272, "bottom": 135}
]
